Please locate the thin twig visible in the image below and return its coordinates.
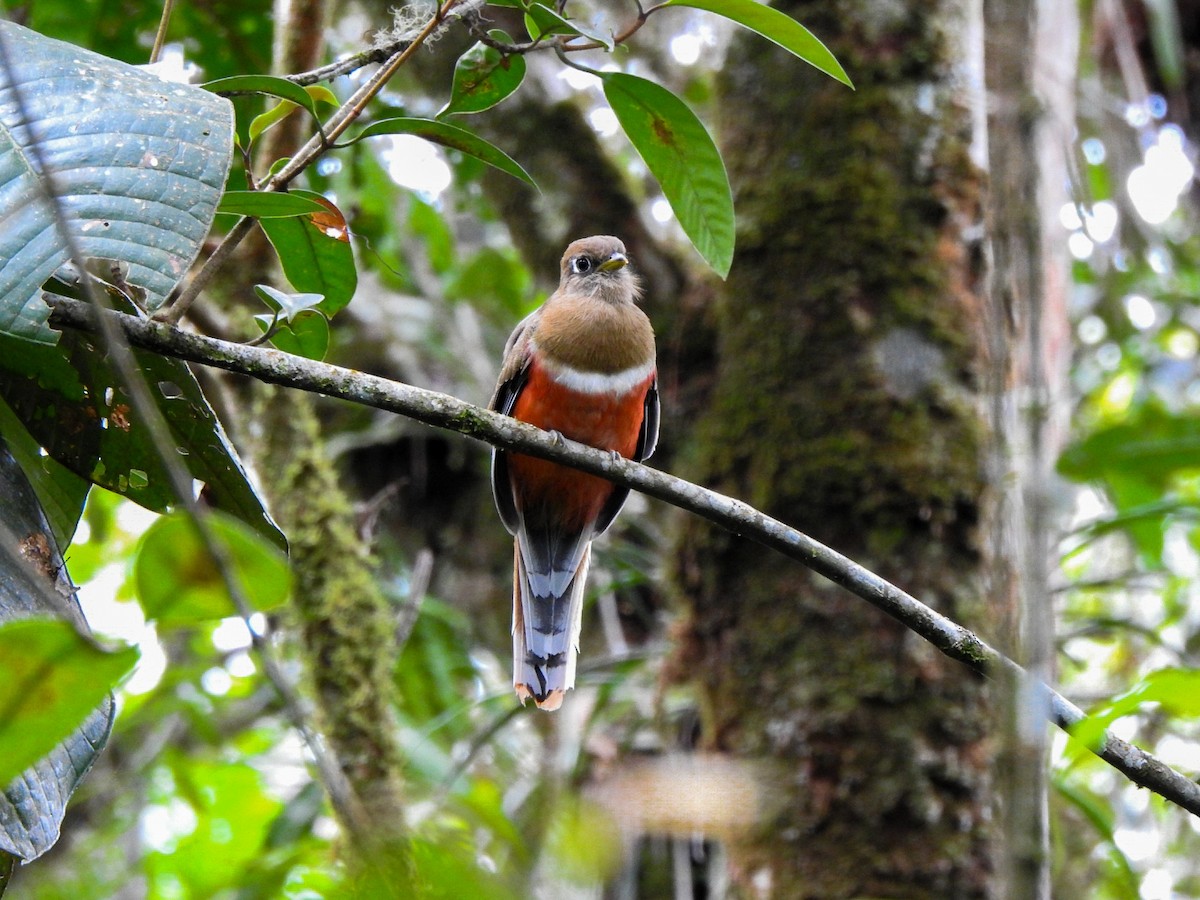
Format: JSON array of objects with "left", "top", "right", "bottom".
[
  {"left": 45, "top": 296, "right": 1200, "bottom": 819},
  {"left": 287, "top": 41, "right": 414, "bottom": 86},
  {"left": 148, "top": 0, "right": 176, "bottom": 64}
]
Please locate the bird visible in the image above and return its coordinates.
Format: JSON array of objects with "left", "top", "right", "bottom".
[{"left": 490, "top": 236, "right": 659, "bottom": 711}]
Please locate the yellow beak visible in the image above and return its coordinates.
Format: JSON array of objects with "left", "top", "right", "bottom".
[{"left": 597, "top": 252, "right": 628, "bottom": 272}]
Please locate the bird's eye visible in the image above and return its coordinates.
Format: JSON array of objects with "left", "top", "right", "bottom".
[{"left": 571, "top": 256, "right": 593, "bottom": 275}]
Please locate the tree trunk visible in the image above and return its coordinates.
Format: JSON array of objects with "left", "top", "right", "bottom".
[
  {"left": 671, "top": 1, "right": 995, "bottom": 895},
  {"left": 983, "top": 0, "right": 1077, "bottom": 895}
]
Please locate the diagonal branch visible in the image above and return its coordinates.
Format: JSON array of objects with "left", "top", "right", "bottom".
[{"left": 45, "top": 295, "right": 1200, "bottom": 818}]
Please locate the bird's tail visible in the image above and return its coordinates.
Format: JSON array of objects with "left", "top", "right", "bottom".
[{"left": 512, "top": 541, "right": 590, "bottom": 711}]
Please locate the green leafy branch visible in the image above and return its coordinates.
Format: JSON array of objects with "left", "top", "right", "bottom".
[{"left": 165, "top": 0, "right": 851, "bottom": 326}]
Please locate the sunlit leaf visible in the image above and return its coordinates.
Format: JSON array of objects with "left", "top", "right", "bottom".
[
  {"left": 439, "top": 33, "right": 527, "bottom": 117},
  {"left": 145, "top": 761, "right": 285, "bottom": 896},
  {"left": 134, "top": 511, "right": 291, "bottom": 626},
  {"left": 663, "top": 0, "right": 852, "bottom": 87},
  {"left": 1058, "top": 403, "right": 1200, "bottom": 561},
  {"left": 543, "top": 797, "right": 623, "bottom": 885},
  {"left": 248, "top": 101, "right": 297, "bottom": 144},
  {"left": 602, "top": 73, "right": 734, "bottom": 278},
  {"left": 1070, "top": 668, "right": 1200, "bottom": 751},
  {"left": 348, "top": 118, "right": 535, "bottom": 188},
  {"left": 0, "top": 619, "right": 137, "bottom": 789},
  {"left": 246, "top": 85, "right": 338, "bottom": 143},
  {"left": 410, "top": 836, "right": 520, "bottom": 900}
]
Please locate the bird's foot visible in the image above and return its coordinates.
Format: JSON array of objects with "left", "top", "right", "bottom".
[{"left": 547, "top": 429, "right": 565, "bottom": 446}]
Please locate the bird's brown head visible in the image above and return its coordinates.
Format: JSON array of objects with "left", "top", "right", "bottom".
[{"left": 558, "top": 235, "right": 642, "bottom": 305}]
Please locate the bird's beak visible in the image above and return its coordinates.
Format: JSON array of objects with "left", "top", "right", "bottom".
[{"left": 597, "top": 252, "right": 628, "bottom": 272}]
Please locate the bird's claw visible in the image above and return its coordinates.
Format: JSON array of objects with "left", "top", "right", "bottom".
[{"left": 548, "top": 429, "right": 565, "bottom": 446}]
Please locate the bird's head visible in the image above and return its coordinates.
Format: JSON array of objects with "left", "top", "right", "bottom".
[{"left": 559, "top": 235, "right": 642, "bottom": 304}]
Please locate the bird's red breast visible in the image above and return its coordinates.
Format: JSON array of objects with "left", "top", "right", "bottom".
[{"left": 507, "top": 355, "right": 655, "bottom": 531}]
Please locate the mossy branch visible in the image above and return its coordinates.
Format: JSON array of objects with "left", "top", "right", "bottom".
[{"left": 46, "top": 295, "right": 1200, "bottom": 818}]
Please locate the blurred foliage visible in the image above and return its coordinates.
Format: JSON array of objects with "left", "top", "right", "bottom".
[{"left": 1052, "top": 3, "right": 1200, "bottom": 895}]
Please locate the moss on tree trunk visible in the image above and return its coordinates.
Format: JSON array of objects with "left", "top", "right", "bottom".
[
  {"left": 257, "top": 388, "right": 412, "bottom": 885},
  {"left": 671, "top": 1, "right": 995, "bottom": 895}
]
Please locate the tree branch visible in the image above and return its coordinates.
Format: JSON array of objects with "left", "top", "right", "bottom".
[{"left": 45, "top": 296, "right": 1200, "bottom": 818}]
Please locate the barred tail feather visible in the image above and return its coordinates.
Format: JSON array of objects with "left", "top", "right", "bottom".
[{"left": 512, "top": 541, "right": 590, "bottom": 711}]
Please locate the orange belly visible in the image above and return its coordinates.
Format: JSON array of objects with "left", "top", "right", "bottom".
[{"left": 508, "top": 361, "right": 651, "bottom": 531}]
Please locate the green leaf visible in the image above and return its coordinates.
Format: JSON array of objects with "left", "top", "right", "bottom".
[
  {"left": 145, "top": 761, "right": 285, "bottom": 897},
  {"left": 1124, "top": 668, "right": 1200, "bottom": 716},
  {"left": 349, "top": 118, "right": 535, "bottom": 188},
  {"left": 602, "top": 73, "right": 734, "bottom": 278},
  {"left": 203, "top": 74, "right": 325, "bottom": 121},
  {"left": 528, "top": 3, "right": 613, "bottom": 48},
  {"left": 258, "top": 190, "right": 357, "bottom": 316},
  {"left": 409, "top": 837, "right": 521, "bottom": 900},
  {"left": 248, "top": 101, "right": 298, "bottom": 144},
  {"left": 1059, "top": 405, "right": 1200, "bottom": 487},
  {"left": 0, "top": 619, "right": 137, "bottom": 789},
  {"left": 134, "top": 511, "right": 291, "bottom": 626},
  {"left": 663, "top": 0, "right": 852, "bottom": 87},
  {"left": 217, "top": 191, "right": 328, "bottom": 218},
  {"left": 305, "top": 85, "right": 339, "bottom": 107},
  {"left": 0, "top": 396, "right": 89, "bottom": 548},
  {"left": 522, "top": 3, "right": 610, "bottom": 45},
  {"left": 0, "top": 326, "right": 287, "bottom": 551},
  {"left": 0, "top": 22, "right": 233, "bottom": 341},
  {"left": 254, "top": 311, "right": 331, "bottom": 361},
  {"left": 254, "top": 284, "right": 326, "bottom": 321},
  {"left": 439, "top": 33, "right": 527, "bottom": 117}
]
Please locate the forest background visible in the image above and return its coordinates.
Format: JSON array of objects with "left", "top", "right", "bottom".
[{"left": 2, "top": 0, "right": 1200, "bottom": 897}]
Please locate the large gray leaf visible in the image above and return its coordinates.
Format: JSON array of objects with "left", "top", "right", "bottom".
[
  {"left": 0, "top": 21, "right": 233, "bottom": 343},
  {"left": 0, "top": 439, "right": 113, "bottom": 862}
]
